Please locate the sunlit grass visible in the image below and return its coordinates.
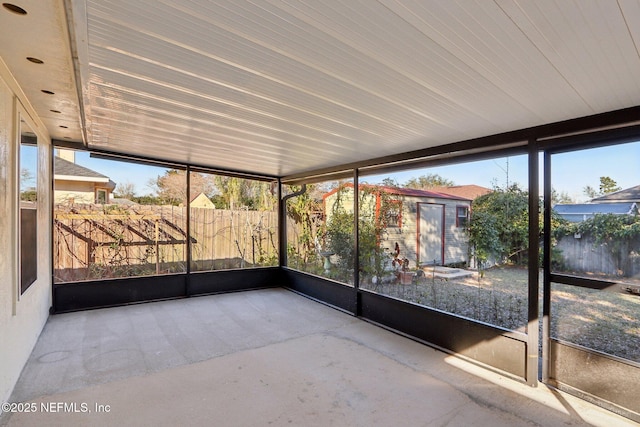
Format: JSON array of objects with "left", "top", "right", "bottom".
[{"left": 363, "top": 266, "right": 640, "bottom": 363}]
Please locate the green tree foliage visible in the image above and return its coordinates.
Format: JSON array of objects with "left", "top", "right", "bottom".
[
  {"left": 380, "top": 177, "right": 400, "bottom": 187},
  {"left": 554, "top": 213, "right": 640, "bottom": 274},
  {"left": 324, "top": 185, "right": 399, "bottom": 281},
  {"left": 285, "top": 184, "right": 322, "bottom": 264},
  {"left": 583, "top": 176, "right": 621, "bottom": 199},
  {"left": 20, "top": 190, "right": 37, "bottom": 202},
  {"left": 469, "top": 184, "right": 529, "bottom": 265},
  {"left": 404, "top": 173, "right": 454, "bottom": 189},
  {"left": 551, "top": 188, "right": 573, "bottom": 204},
  {"left": 599, "top": 176, "right": 622, "bottom": 195},
  {"left": 213, "top": 176, "right": 243, "bottom": 209},
  {"left": 151, "top": 170, "right": 276, "bottom": 209},
  {"left": 130, "top": 195, "right": 165, "bottom": 205},
  {"left": 325, "top": 209, "right": 355, "bottom": 277},
  {"left": 211, "top": 176, "right": 276, "bottom": 210}
]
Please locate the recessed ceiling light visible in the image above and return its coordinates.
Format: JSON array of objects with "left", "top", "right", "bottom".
[
  {"left": 41, "top": 90, "right": 54, "bottom": 95},
  {"left": 59, "top": 125, "right": 68, "bottom": 129},
  {"left": 2, "top": 3, "right": 27, "bottom": 15},
  {"left": 50, "top": 109, "right": 61, "bottom": 114},
  {"left": 26, "top": 57, "right": 43, "bottom": 64}
]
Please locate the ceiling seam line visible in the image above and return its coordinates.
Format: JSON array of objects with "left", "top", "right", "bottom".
[
  {"left": 617, "top": 0, "right": 640, "bottom": 61},
  {"left": 491, "top": 0, "right": 594, "bottom": 112}
]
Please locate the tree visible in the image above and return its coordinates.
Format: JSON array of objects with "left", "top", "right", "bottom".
[
  {"left": 599, "top": 176, "right": 621, "bottom": 195},
  {"left": 469, "top": 184, "right": 529, "bottom": 265},
  {"left": 285, "top": 184, "right": 322, "bottom": 264},
  {"left": 404, "top": 173, "right": 454, "bottom": 189},
  {"left": 380, "top": 177, "right": 400, "bottom": 187},
  {"left": 130, "top": 195, "right": 165, "bottom": 205},
  {"left": 324, "top": 184, "right": 397, "bottom": 282},
  {"left": 551, "top": 188, "right": 573, "bottom": 205},
  {"left": 212, "top": 177, "right": 276, "bottom": 210},
  {"left": 584, "top": 176, "right": 621, "bottom": 199},
  {"left": 213, "top": 176, "right": 244, "bottom": 209},
  {"left": 151, "top": 170, "right": 216, "bottom": 205},
  {"left": 114, "top": 181, "right": 136, "bottom": 200}
]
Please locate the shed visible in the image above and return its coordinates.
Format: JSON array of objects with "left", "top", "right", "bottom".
[{"left": 323, "top": 184, "right": 471, "bottom": 267}]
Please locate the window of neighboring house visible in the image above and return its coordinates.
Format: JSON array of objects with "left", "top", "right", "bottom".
[
  {"left": 384, "top": 199, "right": 402, "bottom": 227},
  {"left": 19, "top": 116, "right": 38, "bottom": 294},
  {"left": 96, "top": 189, "right": 107, "bottom": 204},
  {"left": 456, "top": 206, "right": 469, "bottom": 227}
]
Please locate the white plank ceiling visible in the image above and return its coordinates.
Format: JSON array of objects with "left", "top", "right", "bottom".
[{"left": 2, "top": 0, "right": 640, "bottom": 177}]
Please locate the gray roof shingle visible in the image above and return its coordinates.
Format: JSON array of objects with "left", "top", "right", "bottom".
[
  {"left": 54, "top": 157, "right": 109, "bottom": 179},
  {"left": 591, "top": 185, "right": 640, "bottom": 203}
]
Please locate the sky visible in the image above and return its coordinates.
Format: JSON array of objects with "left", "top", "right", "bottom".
[
  {"left": 363, "top": 141, "right": 639, "bottom": 203},
  {"left": 26, "top": 140, "right": 638, "bottom": 200},
  {"left": 63, "top": 151, "right": 171, "bottom": 196}
]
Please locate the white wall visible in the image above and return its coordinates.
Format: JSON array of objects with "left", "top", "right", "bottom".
[
  {"left": 0, "top": 58, "right": 52, "bottom": 409},
  {"left": 54, "top": 179, "right": 96, "bottom": 204}
]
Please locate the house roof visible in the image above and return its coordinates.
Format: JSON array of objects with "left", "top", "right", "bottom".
[
  {"left": 553, "top": 202, "right": 638, "bottom": 222},
  {"left": 189, "top": 192, "right": 215, "bottom": 207},
  {"left": 323, "top": 183, "right": 470, "bottom": 202},
  {"left": 375, "top": 185, "right": 470, "bottom": 201},
  {"left": 54, "top": 157, "right": 110, "bottom": 180},
  {"left": 189, "top": 192, "right": 207, "bottom": 203},
  {"left": 590, "top": 185, "right": 640, "bottom": 203},
  {"left": 430, "top": 185, "right": 492, "bottom": 201}
]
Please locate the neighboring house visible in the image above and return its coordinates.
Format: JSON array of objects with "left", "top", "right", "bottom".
[
  {"left": 430, "top": 184, "right": 492, "bottom": 201},
  {"left": 554, "top": 187, "right": 640, "bottom": 277},
  {"left": 554, "top": 203, "right": 638, "bottom": 223},
  {"left": 590, "top": 184, "right": 640, "bottom": 204},
  {"left": 323, "top": 184, "right": 471, "bottom": 267},
  {"left": 54, "top": 150, "right": 116, "bottom": 204},
  {"left": 553, "top": 185, "right": 640, "bottom": 222},
  {"left": 188, "top": 192, "right": 215, "bottom": 209}
]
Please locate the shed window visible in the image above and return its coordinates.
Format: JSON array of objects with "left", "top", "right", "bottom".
[{"left": 456, "top": 206, "right": 469, "bottom": 227}]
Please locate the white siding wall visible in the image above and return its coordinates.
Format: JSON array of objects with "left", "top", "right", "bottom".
[
  {"left": 443, "top": 203, "right": 469, "bottom": 265},
  {"left": 0, "top": 59, "right": 52, "bottom": 409},
  {"left": 325, "top": 189, "right": 470, "bottom": 269},
  {"left": 385, "top": 197, "right": 469, "bottom": 268},
  {"left": 54, "top": 180, "right": 96, "bottom": 204}
]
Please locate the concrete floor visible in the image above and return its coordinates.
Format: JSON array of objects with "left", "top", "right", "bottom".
[{"left": 1, "top": 288, "right": 636, "bottom": 427}]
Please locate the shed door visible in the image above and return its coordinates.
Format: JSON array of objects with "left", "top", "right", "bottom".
[{"left": 419, "top": 203, "right": 444, "bottom": 265}]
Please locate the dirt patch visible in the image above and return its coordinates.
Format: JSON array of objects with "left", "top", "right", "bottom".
[{"left": 362, "top": 266, "right": 640, "bottom": 363}]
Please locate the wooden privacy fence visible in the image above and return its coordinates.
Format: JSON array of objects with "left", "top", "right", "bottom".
[
  {"left": 54, "top": 204, "right": 278, "bottom": 282},
  {"left": 190, "top": 206, "right": 278, "bottom": 270},
  {"left": 556, "top": 234, "right": 640, "bottom": 278}
]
